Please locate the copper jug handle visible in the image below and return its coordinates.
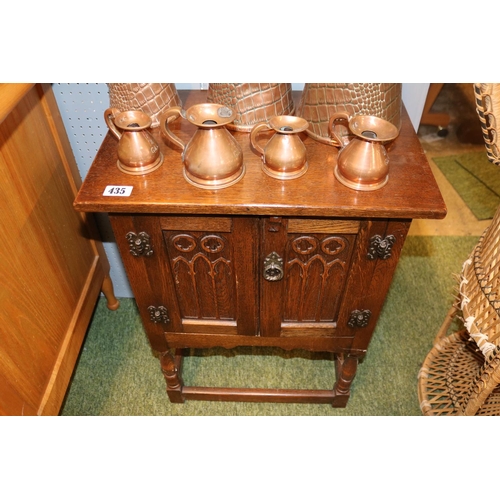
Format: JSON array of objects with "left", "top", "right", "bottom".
[
  {"left": 328, "top": 111, "right": 351, "bottom": 148},
  {"left": 159, "top": 106, "right": 186, "bottom": 151},
  {"left": 104, "top": 107, "right": 123, "bottom": 141},
  {"left": 250, "top": 122, "right": 272, "bottom": 156}
]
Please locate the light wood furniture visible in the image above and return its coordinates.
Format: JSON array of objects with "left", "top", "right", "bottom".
[
  {"left": 0, "top": 83, "right": 119, "bottom": 416},
  {"left": 75, "top": 89, "right": 446, "bottom": 406}
]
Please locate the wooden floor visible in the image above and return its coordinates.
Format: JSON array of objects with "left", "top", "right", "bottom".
[{"left": 409, "top": 83, "right": 492, "bottom": 237}]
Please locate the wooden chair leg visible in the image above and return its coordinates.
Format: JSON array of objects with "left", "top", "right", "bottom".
[{"left": 101, "top": 274, "right": 120, "bottom": 311}]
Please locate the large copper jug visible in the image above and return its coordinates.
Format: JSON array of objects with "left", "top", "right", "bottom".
[
  {"left": 329, "top": 112, "right": 399, "bottom": 191},
  {"left": 104, "top": 108, "right": 163, "bottom": 175},
  {"left": 250, "top": 115, "right": 309, "bottom": 179},
  {"left": 297, "top": 83, "right": 402, "bottom": 146},
  {"left": 107, "top": 83, "right": 182, "bottom": 128},
  {"left": 160, "top": 103, "right": 245, "bottom": 189},
  {"left": 206, "top": 83, "right": 295, "bottom": 132}
]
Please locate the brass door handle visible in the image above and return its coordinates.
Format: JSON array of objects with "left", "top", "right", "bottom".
[{"left": 263, "top": 252, "right": 284, "bottom": 281}]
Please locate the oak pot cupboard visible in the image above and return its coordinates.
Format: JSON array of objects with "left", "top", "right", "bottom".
[{"left": 74, "top": 89, "right": 446, "bottom": 406}]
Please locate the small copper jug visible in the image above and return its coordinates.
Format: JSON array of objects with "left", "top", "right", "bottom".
[
  {"left": 250, "top": 116, "right": 309, "bottom": 179},
  {"left": 329, "top": 112, "right": 399, "bottom": 191},
  {"left": 160, "top": 103, "right": 245, "bottom": 189},
  {"left": 104, "top": 108, "right": 163, "bottom": 175}
]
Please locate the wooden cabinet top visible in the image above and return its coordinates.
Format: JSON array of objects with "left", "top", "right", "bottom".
[{"left": 74, "top": 90, "right": 446, "bottom": 220}]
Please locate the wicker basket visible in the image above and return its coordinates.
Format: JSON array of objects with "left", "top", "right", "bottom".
[
  {"left": 206, "top": 83, "right": 295, "bottom": 132},
  {"left": 418, "top": 327, "right": 500, "bottom": 416},
  {"left": 107, "top": 83, "right": 182, "bottom": 128},
  {"left": 459, "top": 201, "right": 500, "bottom": 356},
  {"left": 418, "top": 84, "right": 500, "bottom": 416},
  {"left": 296, "top": 83, "right": 402, "bottom": 145},
  {"left": 474, "top": 83, "right": 500, "bottom": 165},
  {"left": 418, "top": 204, "right": 500, "bottom": 415}
]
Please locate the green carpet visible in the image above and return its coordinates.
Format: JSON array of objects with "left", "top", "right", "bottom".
[
  {"left": 61, "top": 235, "right": 478, "bottom": 416},
  {"left": 433, "top": 152, "right": 500, "bottom": 220}
]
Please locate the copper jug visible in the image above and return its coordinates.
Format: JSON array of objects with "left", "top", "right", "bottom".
[
  {"left": 104, "top": 108, "right": 163, "bottom": 175},
  {"left": 160, "top": 103, "right": 245, "bottom": 189},
  {"left": 329, "top": 112, "right": 399, "bottom": 191},
  {"left": 250, "top": 116, "right": 309, "bottom": 180}
]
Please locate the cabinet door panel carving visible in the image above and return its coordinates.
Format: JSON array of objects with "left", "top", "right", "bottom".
[
  {"left": 158, "top": 216, "right": 259, "bottom": 336},
  {"left": 163, "top": 231, "right": 236, "bottom": 320},
  {"left": 283, "top": 234, "right": 356, "bottom": 324},
  {"left": 164, "top": 232, "right": 236, "bottom": 321},
  {"left": 261, "top": 216, "right": 359, "bottom": 338}
]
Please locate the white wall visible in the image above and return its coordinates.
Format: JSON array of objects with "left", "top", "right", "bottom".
[
  {"left": 53, "top": 83, "right": 430, "bottom": 297},
  {"left": 402, "top": 83, "right": 430, "bottom": 131}
]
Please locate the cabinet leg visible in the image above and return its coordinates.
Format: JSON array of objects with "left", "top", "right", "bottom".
[
  {"left": 160, "top": 350, "right": 185, "bottom": 403},
  {"left": 101, "top": 275, "right": 120, "bottom": 311},
  {"left": 332, "top": 354, "right": 359, "bottom": 407}
]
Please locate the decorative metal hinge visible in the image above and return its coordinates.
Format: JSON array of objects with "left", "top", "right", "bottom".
[
  {"left": 126, "top": 231, "right": 153, "bottom": 257},
  {"left": 148, "top": 305, "right": 170, "bottom": 324},
  {"left": 348, "top": 309, "right": 371, "bottom": 328},
  {"left": 367, "top": 234, "right": 396, "bottom": 260}
]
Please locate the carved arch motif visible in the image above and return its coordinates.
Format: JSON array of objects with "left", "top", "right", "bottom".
[
  {"left": 284, "top": 234, "right": 351, "bottom": 322},
  {"left": 167, "top": 232, "right": 234, "bottom": 320}
]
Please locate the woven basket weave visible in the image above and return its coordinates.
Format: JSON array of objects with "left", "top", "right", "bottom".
[
  {"left": 107, "top": 83, "right": 182, "bottom": 128},
  {"left": 418, "top": 84, "right": 500, "bottom": 415},
  {"left": 474, "top": 83, "right": 500, "bottom": 165},
  {"left": 296, "top": 83, "right": 402, "bottom": 145},
  {"left": 206, "top": 83, "right": 295, "bottom": 131},
  {"left": 418, "top": 204, "right": 500, "bottom": 415},
  {"left": 459, "top": 204, "right": 500, "bottom": 356},
  {"left": 418, "top": 328, "right": 500, "bottom": 416}
]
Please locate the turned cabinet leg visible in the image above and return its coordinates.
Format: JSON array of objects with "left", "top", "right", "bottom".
[
  {"left": 101, "top": 274, "right": 120, "bottom": 311},
  {"left": 160, "top": 350, "right": 185, "bottom": 403},
  {"left": 332, "top": 354, "right": 359, "bottom": 407}
]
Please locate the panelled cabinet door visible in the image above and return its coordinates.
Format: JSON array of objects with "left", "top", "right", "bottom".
[
  {"left": 160, "top": 216, "right": 259, "bottom": 336},
  {"left": 110, "top": 215, "right": 258, "bottom": 340},
  {"left": 260, "top": 217, "right": 360, "bottom": 338},
  {"left": 112, "top": 214, "right": 407, "bottom": 349},
  {"left": 111, "top": 214, "right": 260, "bottom": 346}
]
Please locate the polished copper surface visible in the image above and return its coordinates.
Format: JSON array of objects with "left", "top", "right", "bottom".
[
  {"left": 75, "top": 89, "right": 446, "bottom": 222},
  {"left": 329, "top": 112, "right": 399, "bottom": 191},
  {"left": 297, "top": 83, "right": 402, "bottom": 146},
  {"left": 159, "top": 104, "right": 244, "bottom": 189},
  {"left": 250, "top": 115, "right": 309, "bottom": 180},
  {"left": 104, "top": 108, "right": 163, "bottom": 175}
]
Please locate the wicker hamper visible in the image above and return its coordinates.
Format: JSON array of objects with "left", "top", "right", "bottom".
[
  {"left": 418, "top": 83, "right": 500, "bottom": 415},
  {"left": 475, "top": 83, "right": 500, "bottom": 165}
]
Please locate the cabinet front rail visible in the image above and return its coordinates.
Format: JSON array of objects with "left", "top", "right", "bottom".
[
  {"left": 181, "top": 386, "right": 338, "bottom": 404},
  {"left": 161, "top": 348, "right": 359, "bottom": 406}
]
